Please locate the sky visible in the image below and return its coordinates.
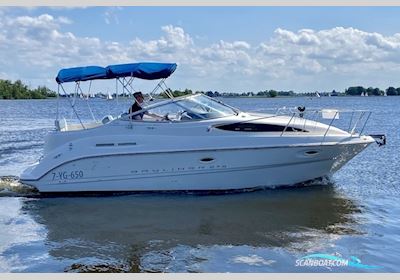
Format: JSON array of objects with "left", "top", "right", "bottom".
[{"left": 1, "top": 7, "right": 400, "bottom": 93}]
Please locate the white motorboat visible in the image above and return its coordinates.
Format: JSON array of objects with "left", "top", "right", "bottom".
[{"left": 20, "top": 62, "right": 385, "bottom": 193}]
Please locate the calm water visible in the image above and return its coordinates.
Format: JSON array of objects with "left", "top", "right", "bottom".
[{"left": 0, "top": 96, "right": 399, "bottom": 272}]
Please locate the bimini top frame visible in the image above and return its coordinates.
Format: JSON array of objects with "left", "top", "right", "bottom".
[{"left": 55, "top": 62, "right": 177, "bottom": 130}]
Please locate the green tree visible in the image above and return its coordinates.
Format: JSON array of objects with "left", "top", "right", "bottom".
[
  {"left": 366, "top": 87, "right": 374, "bottom": 96},
  {"left": 0, "top": 79, "right": 56, "bottom": 99},
  {"left": 386, "top": 87, "right": 398, "bottom": 96},
  {"left": 345, "top": 86, "right": 366, "bottom": 96},
  {"left": 370, "top": 87, "right": 382, "bottom": 96},
  {"left": 268, "top": 90, "right": 278, "bottom": 98}
]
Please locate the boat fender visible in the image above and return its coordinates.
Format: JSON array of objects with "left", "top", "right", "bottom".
[{"left": 55, "top": 118, "right": 68, "bottom": 131}]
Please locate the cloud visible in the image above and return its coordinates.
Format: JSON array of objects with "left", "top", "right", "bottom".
[
  {"left": 104, "top": 7, "right": 122, "bottom": 25},
  {"left": 1, "top": 13, "right": 400, "bottom": 92},
  {"left": 58, "top": 16, "right": 73, "bottom": 25},
  {"left": 257, "top": 27, "right": 400, "bottom": 79},
  {"left": 129, "top": 25, "right": 193, "bottom": 58},
  {"left": 0, "top": 14, "right": 110, "bottom": 73}
]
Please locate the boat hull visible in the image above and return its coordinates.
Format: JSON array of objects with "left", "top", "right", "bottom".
[{"left": 21, "top": 141, "right": 371, "bottom": 193}]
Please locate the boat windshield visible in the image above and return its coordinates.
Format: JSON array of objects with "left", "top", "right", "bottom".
[{"left": 129, "top": 94, "right": 238, "bottom": 121}]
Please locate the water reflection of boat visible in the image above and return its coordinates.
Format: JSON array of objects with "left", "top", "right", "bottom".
[
  {"left": 22, "top": 185, "right": 360, "bottom": 265},
  {"left": 20, "top": 62, "right": 384, "bottom": 193}
]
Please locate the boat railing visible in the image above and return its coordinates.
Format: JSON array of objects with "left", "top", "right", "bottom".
[{"left": 269, "top": 107, "right": 373, "bottom": 138}]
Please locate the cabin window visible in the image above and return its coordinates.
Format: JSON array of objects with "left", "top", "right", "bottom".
[
  {"left": 95, "top": 143, "right": 115, "bottom": 147},
  {"left": 215, "top": 123, "right": 308, "bottom": 132}
]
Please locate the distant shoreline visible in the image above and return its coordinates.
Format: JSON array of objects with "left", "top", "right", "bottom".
[
  {"left": 1, "top": 94, "right": 398, "bottom": 101},
  {"left": 1, "top": 79, "right": 399, "bottom": 99}
]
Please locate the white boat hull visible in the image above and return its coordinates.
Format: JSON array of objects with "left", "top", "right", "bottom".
[
  {"left": 22, "top": 71, "right": 379, "bottom": 193},
  {"left": 21, "top": 141, "right": 371, "bottom": 193}
]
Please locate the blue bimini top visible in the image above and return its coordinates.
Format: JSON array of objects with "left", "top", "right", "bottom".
[
  {"left": 106, "top": 62, "right": 177, "bottom": 80},
  {"left": 56, "top": 62, "right": 177, "bottom": 84},
  {"left": 55, "top": 66, "right": 108, "bottom": 83}
]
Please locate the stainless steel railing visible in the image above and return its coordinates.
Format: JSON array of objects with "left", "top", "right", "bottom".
[{"left": 270, "top": 107, "right": 372, "bottom": 137}]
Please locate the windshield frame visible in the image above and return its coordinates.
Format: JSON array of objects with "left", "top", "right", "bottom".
[{"left": 121, "top": 93, "right": 240, "bottom": 122}]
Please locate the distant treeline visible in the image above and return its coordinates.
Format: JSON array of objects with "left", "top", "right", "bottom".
[
  {"left": 0, "top": 79, "right": 56, "bottom": 99},
  {"left": 165, "top": 86, "right": 400, "bottom": 98},
  {"left": 1, "top": 79, "right": 400, "bottom": 99},
  {"left": 344, "top": 86, "right": 400, "bottom": 96}
]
